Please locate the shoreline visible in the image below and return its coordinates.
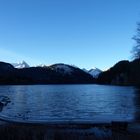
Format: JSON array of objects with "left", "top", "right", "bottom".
[
  {"left": 0, "top": 114, "right": 133, "bottom": 126},
  {"left": 0, "top": 118, "right": 140, "bottom": 140}
]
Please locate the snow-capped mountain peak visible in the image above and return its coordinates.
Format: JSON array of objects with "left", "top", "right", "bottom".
[
  {"left": 82, "top": 67, "right": 102, "bottom": 78},
  {"left": 88, "top": 68, "right": 102, "bottom": 78},
  {"left": 11, "top": 61, "right": 30, "bottom": 69}
]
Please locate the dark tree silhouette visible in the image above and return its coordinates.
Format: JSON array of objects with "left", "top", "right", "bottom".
[{"left": 132, "top": 23, "right": 140, "bottom": 59}]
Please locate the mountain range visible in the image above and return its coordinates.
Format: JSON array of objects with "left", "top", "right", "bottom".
[
  {"left": 1, "top": 59, "right": 140, "bottom": 86},
  {"left": 0, "top": 61, "right": 96, "bottom": 84},
  {"left": 11, "top": 61, "right": 102, "bottom": 78}
]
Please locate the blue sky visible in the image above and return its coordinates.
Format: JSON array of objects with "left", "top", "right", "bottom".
[{"left": 0, "top": 0, "right": 140, "bottom": 70}]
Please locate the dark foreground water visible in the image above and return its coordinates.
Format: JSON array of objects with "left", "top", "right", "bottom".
[{"left": 0, "top": 84, "right": 140, "bottom": 123}]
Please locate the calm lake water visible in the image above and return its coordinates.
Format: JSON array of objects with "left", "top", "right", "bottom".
[{"left": 0, "top": 84, "right": 140, "bottom": 123}]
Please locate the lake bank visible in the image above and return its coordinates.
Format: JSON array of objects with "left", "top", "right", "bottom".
[{"left": 0, "top": 120, "right": 140, "bottom": 140}]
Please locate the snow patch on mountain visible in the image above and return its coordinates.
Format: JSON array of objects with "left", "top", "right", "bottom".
[
  {"left": 88, "top": 68, "right": 102, "bottom": 78},
  {"left": 12, "top": 61, "right": 30, "bottom": 69},
  {"left": 83, "top": 68, "right": 102, "bottom": 78},
  {"left": 50, "top": 64, "right": 73, "bottom": 74},
  {"left": 35, "top": 64, "right": 47, "bottom": 67}
]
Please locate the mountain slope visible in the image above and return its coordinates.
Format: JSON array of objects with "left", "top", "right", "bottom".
[
  {"left": 97, "top": 59, "right": 140, "bottom": 86},
  {"left": 0, "top": 62, "right": 95, "bottom": 84}
]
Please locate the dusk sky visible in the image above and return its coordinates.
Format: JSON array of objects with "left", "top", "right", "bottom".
[{"left": 0, "top": 0, "right": 140, "bottom": 70}]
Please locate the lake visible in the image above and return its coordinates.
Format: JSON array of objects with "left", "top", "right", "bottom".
[{"left": 0, "top": 84, "right": 140, "bottom": 123}]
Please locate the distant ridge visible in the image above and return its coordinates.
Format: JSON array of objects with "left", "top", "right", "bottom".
[
  {"left": 1, "top": 59, "right": 140, "bottom": 86},
  {"left": 11, "top": 61, "right": 102, "bottom": 78},
  {"left": 0, "top": 61, "right": 95, "bottom": 84}
]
